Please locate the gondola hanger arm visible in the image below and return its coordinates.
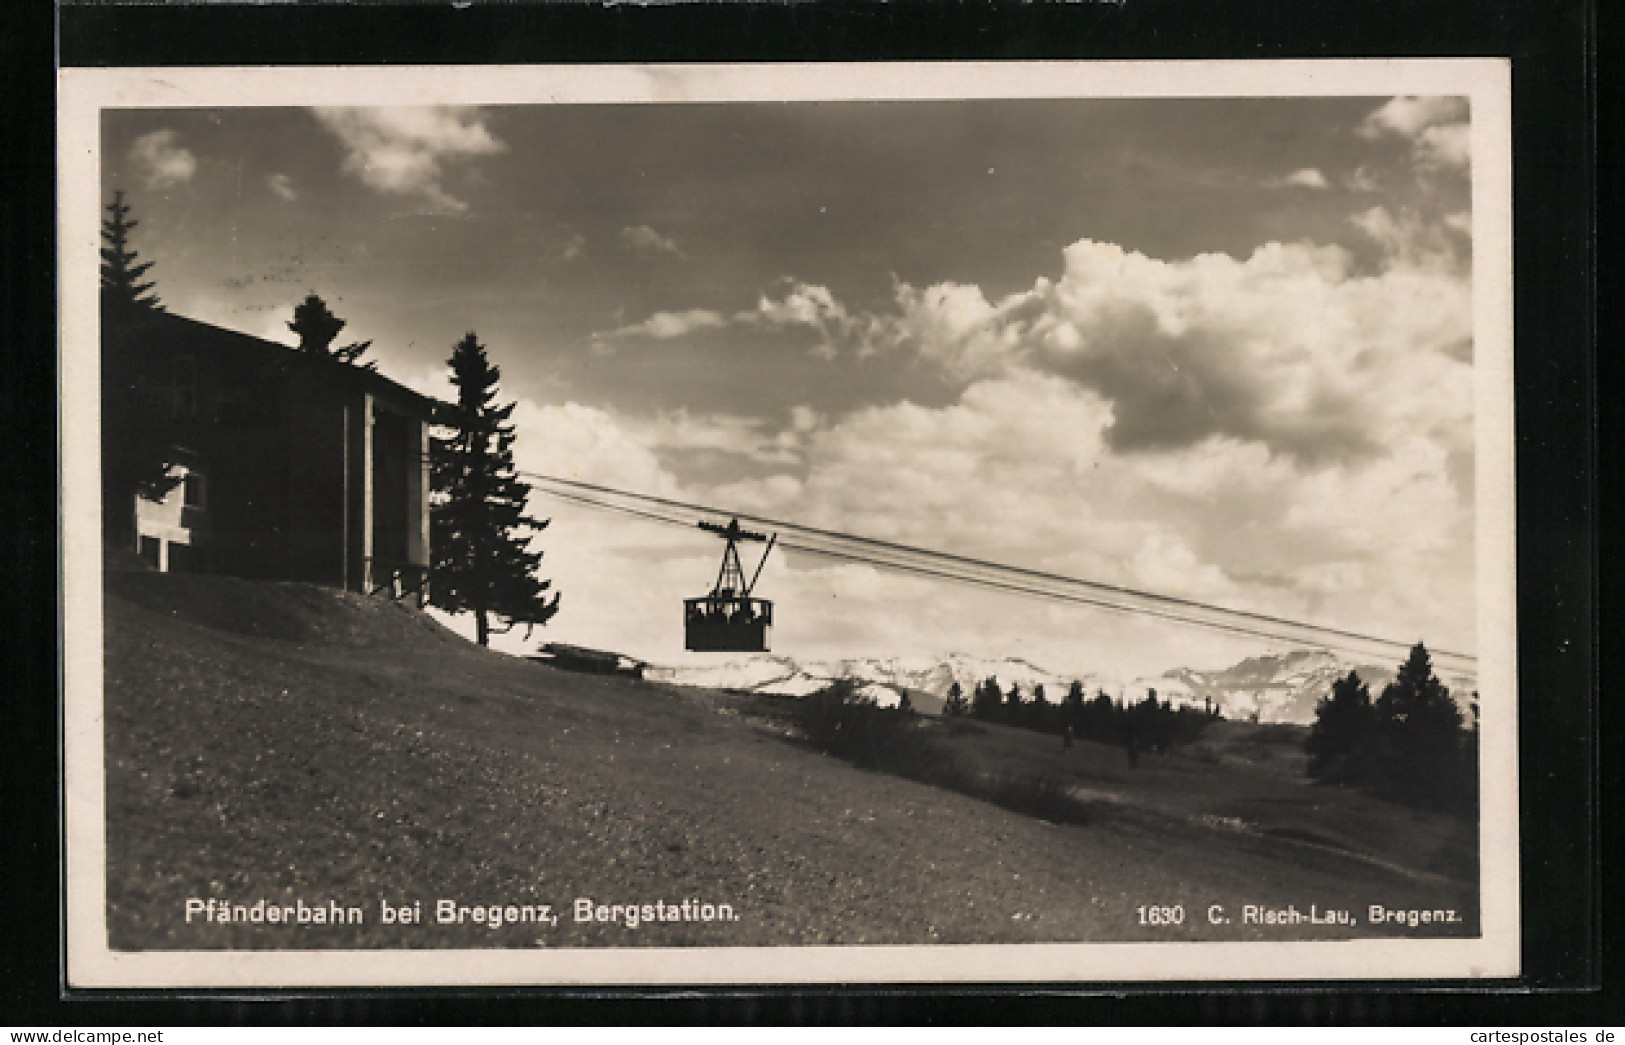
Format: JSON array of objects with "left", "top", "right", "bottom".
[{"left": 746, "top": 533, "right": 777, "bottom": 596}]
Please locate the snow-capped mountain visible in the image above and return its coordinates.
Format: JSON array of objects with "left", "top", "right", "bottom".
[
  {"left": 643, "top": 653, "right": 1099, "bottom": 713},
  {"left": 1158, "top": 650, "right": 1388, "bottom": 725},
  {"left": 644, "top": 648, "right": 1474, "bottom": 725}
]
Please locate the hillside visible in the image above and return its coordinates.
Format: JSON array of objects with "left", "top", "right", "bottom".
[{"left": 102, "top": 572, "right": 1478, "bottom": 950}]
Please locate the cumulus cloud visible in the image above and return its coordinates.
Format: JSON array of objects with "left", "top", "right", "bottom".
[
  {"left": 1358, "top": 96, "right": 1470, "bottom": 172},
  {"left": 700, "top": 365, "right": 1472, "bottom": 667},
  {"left": 619, "top": 224, "right": 684, "bottom": 258},
  {"left": 450, "top": 351, "right": 1472, "bottom": 673},
  {"left": 599, "top": 231, "right": 1473, "bottom": 470},
  {"left": 752, "top": 281, "right": 849, "bottom": 332},
  {"left": 266, "top": 173, "right": 297, "bottom": 202},
  {"left": 1349, "top": 204, "right": 1470, "bottom": 271},
  {"left": 873, "top": 281, "right": 1041, "bottom": 379},
  {"left": 1267, "top": 168, "right": 1330, "bottom": 189},
  {"left": 312, "top": 106, "right": 505, "bottom": 213},
  {"left": 1414, "top": 121, "right": 1470, "bottom": 171},
  {"left": 601, "top": 308, "right": 730, "bottom": 342},
  {"left": 128, "top": 130, "right": 197, "bottom": 189},
  {"left": 594, "top": 280, "right": 863, "bottom": 359},
  {"left": 507, "top": 398, "right": 681, "bottom": 499},
  {"left": 527, "top": 225, "right": 1477, "bottom": 670},
  {"left": 855, "top": 237, "right": 1470, "bottom": 465},
  {"left": 1030, "top": 238, "right": 1472, "bottom": 460},
  {"left": 1359, "top": 96, "right": 1467, "bottom": 139}
]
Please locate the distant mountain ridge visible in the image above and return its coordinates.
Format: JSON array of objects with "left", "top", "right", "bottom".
[
  {"left": 645, "top": 647, "right": 1473, "bottom": 725},
  {"left": 644, "top": 653, "right": 1095, "bottom": 714}
]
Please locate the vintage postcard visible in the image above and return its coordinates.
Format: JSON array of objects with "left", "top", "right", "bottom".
[{"left": 60, "top": 60, "right": 1517, "bottom": 987}]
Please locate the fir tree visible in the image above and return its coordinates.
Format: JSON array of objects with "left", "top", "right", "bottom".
[
  {"left": 1031, "top": 682, "right": 1051, "bottom": 731},
  {"left": 430, "top": 332, "right": 560, "bottom": 645},
  {"left": 942, "top": 681, "right": 968, "bottom": 717},
  {"left": 287, "top": 293, "right": 376, "bottom": 369},
  {"left": 1375, "top": 643, "right": 1462, "bottom": 736},
  {"left": 1305, "top": 670, "right": 1375, "bottom": 783},
  {"left": 100, "top": 191, "right": 178, "bottom": 548},
  {"left": 1005, "top": 680, "right": 1024, "bottom": 722},
  {"left": 1373, "top": 643, "right": 1466, "bottom": 805},
  {"left": 100, "top": 190, "right": 161, "bottom": 317},
  {"left": 971, "top": 677, "right": 1003, "bottom": 721},
  {"left": 1063, "top": 680, "right": 1086, "bottom": 730}
]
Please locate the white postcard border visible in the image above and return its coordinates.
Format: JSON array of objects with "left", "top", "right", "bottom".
[{"left": 59, "top": 58, "right": 1518, "bottom": 988}]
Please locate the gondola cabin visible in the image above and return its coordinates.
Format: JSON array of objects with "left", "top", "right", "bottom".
[{"left": 685, "top": 518, "right": 776, "bottom": 652}]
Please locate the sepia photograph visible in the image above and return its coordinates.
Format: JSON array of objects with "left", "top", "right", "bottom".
[{"left": 59, "top": 61, "right": 1517, "bottom": 986}]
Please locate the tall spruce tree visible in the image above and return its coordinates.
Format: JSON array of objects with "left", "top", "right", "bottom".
[
  {"left": 1375, "top": 643, "right": 1461, "bottom": 735},
  {"left": 100, "top": 191, "right": 178, "bottom": 548},
  {"left": 429, "top": 332, "right": 560, "bottom": 645},
  {"left": 101, "top": 190, "right": 161, "bottom": 317},
  {"left": 1305, "top": 670, "right": 1375, "bottom": 783},
  {"left": 1373, "top": 643, "right": 1466, "bottom": 805}
]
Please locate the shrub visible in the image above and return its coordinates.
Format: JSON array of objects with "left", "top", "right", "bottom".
[
  {"left": 793, "top": 681, "right": 936, "bottom": 776},
  {"left": 791, "top": 682, "right": 1099, "bottom": 826},
  {"left": 983, "top": 770, "right": 1098, "bottom": 826}
]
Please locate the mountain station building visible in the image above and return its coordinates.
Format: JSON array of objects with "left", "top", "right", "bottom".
[{"left": 106, "top": 311, "right": 441, "bottom": 605}]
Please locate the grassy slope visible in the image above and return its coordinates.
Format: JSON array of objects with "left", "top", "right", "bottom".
[
  {"left": 103, "top": 572, "right": 1479, "bottom": 950},
  {"left": 904, "top": 717, "right": 1479, "bottom": 886}
]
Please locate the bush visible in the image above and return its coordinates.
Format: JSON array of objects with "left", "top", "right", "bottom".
[
  {"left": 983, "top": 770, "right": 1098, "bottom": 826},
  {"left": 793, "top": 681, "right": 936, "bottom": 776},
  {"left": 792, "top": 682, "right": 1099, "bottom": 825}
]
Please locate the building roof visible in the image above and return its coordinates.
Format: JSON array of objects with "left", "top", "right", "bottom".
[{"left": 112, "top": 310, "right": 447, "bottom": 419}]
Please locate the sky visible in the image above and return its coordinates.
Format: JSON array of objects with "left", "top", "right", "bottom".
[{"left": 101, "top": 95, "right": 1477, "bottom": 678}]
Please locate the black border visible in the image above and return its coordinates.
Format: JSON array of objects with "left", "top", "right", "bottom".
[{"left": 7, "top": 0, "right": 1605, "bottom": 1025}]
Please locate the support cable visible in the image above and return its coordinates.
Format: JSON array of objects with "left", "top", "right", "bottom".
[{"left": 523, "top": 472, "right": 1477, "bottom": 674}]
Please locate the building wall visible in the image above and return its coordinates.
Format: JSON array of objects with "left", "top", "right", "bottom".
[
  {"left": 133, "top": 464, "right": 205, "bottom": 573},
  {"left": 362, "top": 393, "right": 432, "bottom": 602},
  {"left": 282, "top": 375, "right": 350, "bottom": 587},
  {"left": 108, "top": 314, "right": 438, "bottom": 597}
]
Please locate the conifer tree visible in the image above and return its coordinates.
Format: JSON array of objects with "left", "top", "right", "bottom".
[
  {"left": 100, "top": 190, "right": 178, "bottom": 548},
  {"left": 1373, "top": 643, "right": 1465, "bottom": 804},
  {"left": 1031, "top": 683, "right": 1051, "bottom": 731},
  {"left": 1063, "top": 680, "right": 1086, "bottom": 731},
  {"left": 288, "top": 293, "right": 376, "bottom": 369},
  {"left": 1375, "top": 644, "right": 1461, "bottom": 735},
  {"left": 942, "top": 681, "right": 968, "bottom": 717},
  {"left": 100, "top": 190, "right": 162, "bottom": 317},
  {"left": 1305, "top": 670, "right": 1375, "bottom": 783},
  {"left": 430, "top": 332, "right": 560, "bottom": 645},
  {"left": 971, "top": 677, "right": 1003, "bottom": 721}
]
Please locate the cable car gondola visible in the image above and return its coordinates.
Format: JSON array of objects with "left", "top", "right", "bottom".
[{"left": 684, "top": 518, "right": 776, "bottom": 652}]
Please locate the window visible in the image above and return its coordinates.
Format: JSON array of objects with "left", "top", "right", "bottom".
[{"left": 182, "top": 471, "right": 206, "bottom": 509}]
